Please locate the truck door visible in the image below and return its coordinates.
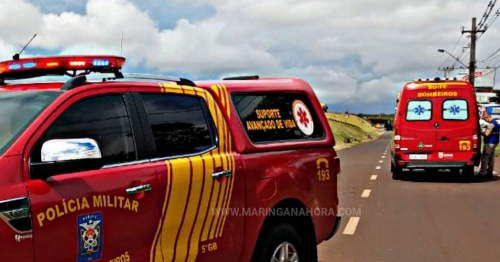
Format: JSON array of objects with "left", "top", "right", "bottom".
[
  {"left": 131, "top": 85, "right": 244, "bottom": 262},
  {"left": 23, "top": 92, "right": 165, "bottom": 262},
  {"left": 435, "top": 95, "right": 477, "bottom": 160},
  {"left": 399, "top": 97, "right": 437, "bottom": 160}
]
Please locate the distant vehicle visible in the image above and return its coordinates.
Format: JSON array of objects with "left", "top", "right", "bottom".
[
  {"left": 475, "top": 92, "right": 497, "bottom": 104},
  {"left": 391, "top": 78, "right": 481, "bottom": 180},
  {"left": 385, "top": 120, "right": 393, "bottom": 131},
  {"left": 481, "top": 103, "right": 500, "bottom": 119}
]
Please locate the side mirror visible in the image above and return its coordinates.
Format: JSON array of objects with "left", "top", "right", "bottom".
[{"left": 30, "top": 138, "right": 104, "bottom": 180}]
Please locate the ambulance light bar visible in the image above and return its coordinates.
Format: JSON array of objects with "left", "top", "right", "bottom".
[
  {"left": 414, "top": 77, "right": 459, "bottom": 81},
  {"left": 0, "top": 55, "right": 126, "bottom": 81}
]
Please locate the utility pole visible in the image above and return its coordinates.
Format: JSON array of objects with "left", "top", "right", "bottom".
[{"left": 462, "top": 17, "right": 485, "bottom": 87}]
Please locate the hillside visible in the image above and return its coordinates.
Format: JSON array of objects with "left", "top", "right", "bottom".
[{"left": 325, "top": 112, "right": 382, "bottom": 149}]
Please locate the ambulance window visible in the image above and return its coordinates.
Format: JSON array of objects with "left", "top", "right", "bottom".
[
  {"left": 442, "top": 99, "right": 468, "bottom": 120},
  {"left": 140, "top": 93, "right": 214, "bottom": 158},
  {"left": 406, "top": 100, "right": 432, "bottom": 121},
  {"left": 34, "top": 94, "right": 137, "bottom": 166}
]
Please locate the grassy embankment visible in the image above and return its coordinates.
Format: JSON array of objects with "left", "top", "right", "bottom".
[{"left": 325, "top": 112, "right": 383, "bottom": 150}]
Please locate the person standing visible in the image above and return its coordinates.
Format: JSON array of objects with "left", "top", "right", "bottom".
[{"left": 479, "top": 112, "right": 500, "bottom": 178}]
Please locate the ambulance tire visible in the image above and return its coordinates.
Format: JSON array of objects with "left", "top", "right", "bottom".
[
  {"left": 251, "top": 223, "right": 308, "bottom": 262},
  {"left": 391, "top": 164, "right": 403, "bottom": 180},
  {"left": 462, "top": 166, "right": 475, "bottom": 181}
]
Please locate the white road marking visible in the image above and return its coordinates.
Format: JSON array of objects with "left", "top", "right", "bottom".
[
  {"left": 370, "top": 175, "right": 377, "bottom": 180},
  {"left": 376, "top": 166, "right": 381, "bottom": 169},
  {"left": 381, "top": 155, "right": 386, "bottom": 158},
  {"left": 343, "top": 217, "right": 360, "bottom": 235},
  {"left": 361, "top": 189, "right": 371, "bottom": 198},
  {"left": 379, "top": 160, "right": 383, "bottom": 163}
]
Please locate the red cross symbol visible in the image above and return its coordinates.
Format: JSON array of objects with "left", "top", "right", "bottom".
[{"left": 297, "top": 107, "right": 310, "bottom": 127}]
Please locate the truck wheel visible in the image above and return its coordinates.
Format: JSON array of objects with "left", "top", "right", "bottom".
[{"left": 251, "top": 223, "right": 306, "bottom": 262}]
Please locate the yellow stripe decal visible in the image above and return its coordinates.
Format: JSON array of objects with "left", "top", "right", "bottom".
[
  {"left": 196, "top": 90, "right": 217, "bottom": 244},
  {"left": 206, "top": 89, "right": 225, "bottom": 240},
  {"left": 181, "top": 156, "right": 204, "bottom": 261},
  {"left": 201, "top": 92, "right": 223, "bottom": 241},
  {"left": 209, "top": 84, "right": 230, "bottom": 240},
  {"left": 183, "top": 85, "right": 196, "bottom": 95},
  {"left": 213, "top": 85, "right": 230, "bottom": 237},
  {"left": 149, "top": 161, "right": 172, "bottom": 261},
  {"left": 149, "top": 84, "right": 236, "bottom": 261},
  {"left": 411, "top": 82, "right": 468, "bottom": 87},
  {"left": 221, "top": 84, "right": 231, "bottom": 118},
  {"left": 217, "top": 84, "right": 235, "bottom": 237}
]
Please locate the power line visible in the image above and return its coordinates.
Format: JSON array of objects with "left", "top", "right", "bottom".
[
  {"left": 451, "top": 45, "right": 469, "bottom": 68},
  {"left": 437, "top": 36, "right": 471, "bottom": 75},
  {"left": 438, "top": 34, "right": 465, "bottom": 68},
  {"left": 480, "top": 52, "right": 500, "bottom": 63},
  {"left": 477, "top": 8, "right": 500, "bottom": 61},
  {"left": 477, "top": 0, "right": 497, "bottom": 32},
  {"left": 479, "top": 46, "right": 500, "bottom": 62},
  {"left": 482, "top": 52, "right": 500, "bottom": 68},
  {"left": 438, "top": 1, "right": 496, "bottom": 71},
  {"left": 477, "top": 7, "right": 500, "bottom": 40}
]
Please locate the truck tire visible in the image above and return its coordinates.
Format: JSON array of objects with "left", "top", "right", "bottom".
[{"left": 251, "top": 223, "right": 307, "bottom": 262}]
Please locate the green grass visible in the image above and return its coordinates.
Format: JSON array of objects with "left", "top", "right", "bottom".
[
  {"left": 325, "top": 113, "right": 381, "bottom": 148},
  {"left": 326, "top": 113, "right": 376, "bottom": 133}
]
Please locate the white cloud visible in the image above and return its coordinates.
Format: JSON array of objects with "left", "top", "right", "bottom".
[{"left": 0, "top": 0, "right": 498, "bottom": 112}]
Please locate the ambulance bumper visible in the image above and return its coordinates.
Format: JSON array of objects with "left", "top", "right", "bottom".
[
  {"left": 325, "top": 215, "right": 342, "bottom": 241},
  {"left": 403, "top": 161, "right": 468, "bottom": 169}
]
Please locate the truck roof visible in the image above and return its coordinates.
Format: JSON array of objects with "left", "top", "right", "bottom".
[{"left": 195, "top": 77, "right": 313, "bottom": 92}]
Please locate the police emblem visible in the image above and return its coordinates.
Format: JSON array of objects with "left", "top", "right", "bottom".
[{"left": 77, "top": 212, "right": 103, "bottom": 262}]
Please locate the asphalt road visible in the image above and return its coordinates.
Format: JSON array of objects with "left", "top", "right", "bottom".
[{"left": 318, "top": 131, "right": 500, "bottom": 262}]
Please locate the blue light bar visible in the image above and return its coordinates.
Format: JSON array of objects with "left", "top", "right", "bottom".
[
  {"left": 92, "top": 59, "right": 110, "bottom": 66},
  {"left": 7, "top": 62, "right": 36, "bottom": 70},
  {"left": 9, "top": 64, "right": 21, "bottom": 70},
  {"left": 23, "top": 62, "right": 36, "bottom": 68}
]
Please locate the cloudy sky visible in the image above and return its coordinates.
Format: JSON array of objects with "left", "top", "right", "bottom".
[{"left": 1, "top": 0, "right": 500, "bottom": 113}]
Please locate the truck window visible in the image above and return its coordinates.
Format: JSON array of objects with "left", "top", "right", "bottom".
[
  {"left": 32, "top": 94, "right": 137, "bottom": 166},
  {"left": 406, "top": 100, "right": 432, "bottom": 121},
  {"left": 442, "top": 99, "right": 468, "bottom": 120},
  {"left": 140, "top": 93, "right": 215, "bottom": 158},
  {"left": 0, "top": 91, "right": 59, "bottom": 155},
  {"left": 232, "top": 92, "right": 325, "bottom": 143}
]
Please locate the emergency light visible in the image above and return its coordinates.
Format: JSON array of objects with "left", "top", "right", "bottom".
[{"left": 0, "top": 55, "right": 126, "bottom": 80}]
